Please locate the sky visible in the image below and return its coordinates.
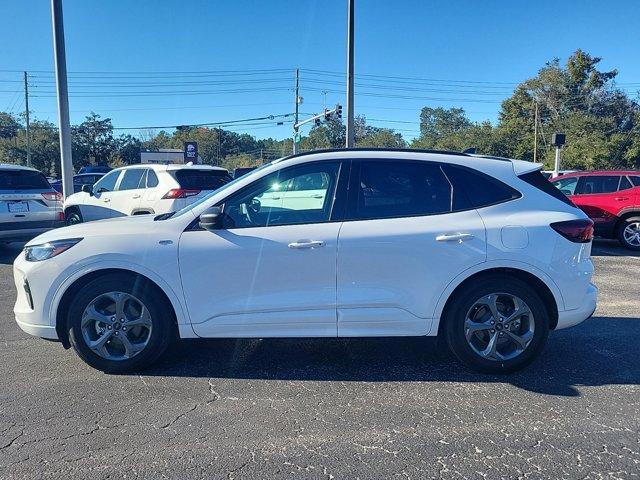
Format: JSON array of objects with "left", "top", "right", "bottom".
[{"left": 1, "top": 0, "right": 640, "bottom": 142}]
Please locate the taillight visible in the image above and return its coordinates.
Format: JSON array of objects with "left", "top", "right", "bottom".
[
  {"left": 42, "top": 191, "right": 62, "bottom": 202},
  {"left": 58, "top": 212, "right": 65, "bottom": 221},
  {"left": 550, "top": 219, "right": 594, "bottom": 243},
  {"left": 162, "top": 189, "right": 200, "bottom": 199}
]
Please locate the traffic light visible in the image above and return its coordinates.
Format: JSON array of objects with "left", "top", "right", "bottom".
[
  {"left": 335, "top": 104, "right": 342, "bottom": 119},
  {"left": 314, "top": 118, "right": 321, "bottom": 127},
  {"left": 324, "top": 108, "right": 332, "bottom": 121}
]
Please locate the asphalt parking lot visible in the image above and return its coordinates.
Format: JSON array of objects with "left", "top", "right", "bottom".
[{"left": 0, "top": 241, "right": 638, "bottom": 479}]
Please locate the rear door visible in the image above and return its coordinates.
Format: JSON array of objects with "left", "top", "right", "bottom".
[
  {"left": 110, "top": 168, "right": 146, "bottom": 215},
  {"left": 336, "top": 159, "right": 487, "bottom": 337},
  {"left": 572, "top": 175, "right": 622, "bottom": 233}
]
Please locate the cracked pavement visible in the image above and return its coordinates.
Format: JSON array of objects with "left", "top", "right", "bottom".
[{"left": 0, "top": 240, "right": 639, "bottom": 479}]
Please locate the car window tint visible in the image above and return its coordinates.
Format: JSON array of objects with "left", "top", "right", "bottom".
[
  {"left": 174, "top": 169, "right": 232, "bottom": 190},
  {"left": 350, "top": 161, "right": 452, "bottom": 220},
  {"left": 576, "top": 176, "right": 620, "bottom": 194},
  {"left": 118, "top": 169, "right": 146, "bottom": 191},
  {"left": 146, "top": 170, "right": 159, "bottom": 188},
  {"left": 630, "top": 176, "right": 640, "bottom": 187},
  {"left": 618, "top": 176, "right": 633, "bottom": 191},
  {"left": 0, "top": 169, "right": 50, "bottom": 190},
  {"left": 442, "top": 164, "right": 521, "bottom": 209},
  {"left": 92, "top": 170, "right": 119, "bottom": 192},
  {"left": 221, "top": 162, "right": 340, "bottom": 228}
]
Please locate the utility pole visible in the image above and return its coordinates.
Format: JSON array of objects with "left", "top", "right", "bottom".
[
  {"left": 345, "top": 0, "right": 355, "bottom": 148},
  {"left": 24, "top": 72, "right": 31, "bottom": 168},
  {"left": 293, "top": 68, "right": 300, "bottom": 154},
  {"left": 533, "top": 101, "right": 538, "bottom": 164},
  {"left": 51, "top": 0, "right": 74, "bottom": 199}
]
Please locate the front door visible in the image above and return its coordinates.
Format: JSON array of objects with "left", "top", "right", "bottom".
[
  {"left": 79, "top": 170, "right": 122, "bottom": 221},
  {"left": 337, "top": 159, "right": 487, "bottom": 336},
  {"left": 179, "top": 160, "right": 345, "bottom": 337}
]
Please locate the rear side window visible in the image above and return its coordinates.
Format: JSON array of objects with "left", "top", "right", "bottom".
[
  {"left": 146, "top": 170, "right": 159, "bottom": 188},
  {"left": 0, "top": 169, "right": 50, "bottom": 190},
  {"left": 519, "top": 170, "right": 576, "bottom": 207},
  {"left": 174, "top": 169, "right": 232, "bottom": 190},
  {"left": 575, "top": 175, "right": 620, "bottom": 194},
  {"left": 117, "top": 169, "right": 146, "bottom": 190},
  {"left": 443, "top": 164, "right": 521, "bottom": 209},
  {"left": 630, "top": 176, "right": 640, "bottom": 187},
  {"left": 348, "top": 160, "right": 453, "bottom": 220},
  {"left": 618, "top": 176, "right": 633, "bottom": 191}
]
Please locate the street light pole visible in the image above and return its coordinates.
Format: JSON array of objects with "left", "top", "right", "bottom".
[
  {"left": 24, "top": 72, "right": 31, "bottom": 168},
  {"left": 293, "top": 68, "right": 300, "bottom": 154},
  {"left": 51, "top": 0, "right": 74, "bottom": 199},
  {"left": 345, "top": 0, "right": 355, "bottom": 148}
]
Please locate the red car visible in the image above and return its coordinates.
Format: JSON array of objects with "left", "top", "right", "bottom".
[{"left": 551, "top": 171, "right": 640, "bottom": 250}]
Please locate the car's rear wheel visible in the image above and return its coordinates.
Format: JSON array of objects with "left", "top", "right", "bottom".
[
  {"left": 67, "top": 273, "right": 174, "bottom": 373},
  {"left": 65, "top": 207, "right": 83, "bottom": 226},
  {"left": 444, "top": 276, "right": 549, "bottom": 374},
  {"left": 617, "top": 216, "right": 640, "bottom": 250}
]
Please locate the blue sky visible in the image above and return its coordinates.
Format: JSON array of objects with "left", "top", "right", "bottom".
[{"left": 1, "top": 0, "right": 639, "bottom": 141}]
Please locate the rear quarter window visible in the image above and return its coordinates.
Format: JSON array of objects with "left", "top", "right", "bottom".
[
  {"left": 173, "top": 169, "right": 232, "bottom": 190},
  {"left": 0, "top": 169, "right": 51, "bottom": 190},
  {"left": 441, "top": 164, "right": 521, "bottom": 210},
  {"left": 519, "top": 170, "right": 576, "bottom": 207}
]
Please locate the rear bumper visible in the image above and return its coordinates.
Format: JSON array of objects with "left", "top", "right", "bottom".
[
  {"left": 555, "top": 282, "right": 598, "bottom": 329},
  {"left": 0, "top": 220, "right": 65, "bottom": 241}
]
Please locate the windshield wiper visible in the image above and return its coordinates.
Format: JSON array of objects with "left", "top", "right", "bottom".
[{"left": 154, "top": 212, "right": 176, "bottom": 221}]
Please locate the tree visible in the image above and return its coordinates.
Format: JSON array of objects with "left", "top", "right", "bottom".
[{"left": 72, "top": 112, "right": 116, "bottom": 167}]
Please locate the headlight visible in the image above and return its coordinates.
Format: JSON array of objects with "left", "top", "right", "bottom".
[{"left": 24, "top": 238, "right": 83, "bottom": 262}]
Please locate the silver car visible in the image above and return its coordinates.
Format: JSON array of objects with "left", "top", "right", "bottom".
[{"left": 0, "top": 164, "right": 64, "bottom": 245}]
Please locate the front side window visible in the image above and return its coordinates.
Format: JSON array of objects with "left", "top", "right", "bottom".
[
  {"left": 117, "top": 169, "right": 146, "bottom": 191},
  {"left": 221, "top": 162, "right": 340, "bottom": 228},
  {"left": 552, "top": 176, "right": 579, "bottom": 195},
  {"left": 93, "top": 170, "right": 120, "bottom": 193},
  {"left": 575, "top": 176, "right": 620, "bottom": 195},
  {"left": 349, "top": 160, "right": 452, "bottom": 220}
]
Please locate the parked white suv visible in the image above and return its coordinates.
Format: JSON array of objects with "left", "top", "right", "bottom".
[
  {"left": 1, "top": 164, "right": 64, "bottom": 245},
  {"left": 13, "top": 149, "right": 597, "bottom": 374},
  {"left": 63, "top": 163, "right": 232, "bottom": 224}
]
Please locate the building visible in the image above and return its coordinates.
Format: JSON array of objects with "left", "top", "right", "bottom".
[{"left": 140, "top": 148, "right": 202, "bottom": 165}]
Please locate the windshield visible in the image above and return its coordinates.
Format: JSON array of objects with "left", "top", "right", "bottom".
[{"left": 167, "top": 161, "right": 276, "bottom": 219}]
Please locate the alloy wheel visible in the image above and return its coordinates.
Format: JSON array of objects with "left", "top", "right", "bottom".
[
  {"left": 623, "top": 222, "right": 640, "bottom": 247},
  {"left": 464, "top": 293, "right": 535, "bottom": 361},
  {"left": 80, "top": 291, "right": 153, "bottom": 361}
]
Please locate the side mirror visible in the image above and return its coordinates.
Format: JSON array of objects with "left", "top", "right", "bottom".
[
  {"left": 199, "top": 206, "right": 224, "bottom": 231},
  {"left": 82, "top": 184, "right": 94, "bottom": 196}
]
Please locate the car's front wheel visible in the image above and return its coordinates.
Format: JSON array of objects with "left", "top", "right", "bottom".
[
  {"left": 65, "top": 207, "right": 83, "bottom": 226},
  {"left": 67, "top": 273, "right": 174, "bottom": 372},
  {"left": 617, "top": 216, "right": 640, "bottom": 251},
  {"left": 444, "top": 276, "right": 550, "bottom": 374}
]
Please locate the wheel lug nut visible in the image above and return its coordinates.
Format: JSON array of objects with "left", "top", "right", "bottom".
[
  {"left": 107, "top": 326, "right": 112, "bottom": 330},
  {"left": 490, "top": 321, "right": 495, "bottom": 325},
  {"left": 123, "top": 327, "right": 126, "bottom": 331},
  {"left": 490, "top": 329, "right": 496, "bottom": 333}
]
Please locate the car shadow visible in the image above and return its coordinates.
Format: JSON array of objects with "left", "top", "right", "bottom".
[
  {"left": 140, "top": 315, "right": 640, "bottom": 397},
  {"left": 591, "top": 239, "right": 640, "bottom": 257},
  {"left": 0, "top": 242, "right": 24, "bottom": 265}
]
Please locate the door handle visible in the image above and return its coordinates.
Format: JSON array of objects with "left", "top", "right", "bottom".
[
  {"left": 288, "top": 240, "right": 325, "bottom": 249},
  {"left": 132, "top": 194, "right": 141, "bottom": 199},
  {"left": 436, "top": 233, "right": 475, "bottom": 242},
  {"left": 615, "top": 197, "right": 629, "bottom": 201},
  {"left": 310, "top": 194, "right": 324, "bottom": 198},
  {"left": 103, "top": 198, "right": 111, "bottom": 203}
]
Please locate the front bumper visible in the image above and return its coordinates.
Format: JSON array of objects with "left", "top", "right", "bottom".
[{"left": 555, "top": 282, "right": 598, "bottom": 329}]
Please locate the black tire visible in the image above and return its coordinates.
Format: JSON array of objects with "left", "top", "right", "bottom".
[
  {"left": 617, "top": 216, "right": 640, "bottom": 251},
  {"left": 65, "top": 207, "right": 83, "bottom": 226},
  {"left": 67, "top": 273, "right": 175, "bottom": 373},
  {"left": 443, "top": 276, "right": 550, "bottom": 374}
]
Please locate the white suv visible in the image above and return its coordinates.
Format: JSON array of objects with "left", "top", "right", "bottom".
[
  {"left": 13, "top": 149, "right": 597, "bottom": 374},
  {"left": 63, "top": 164, "right": 231, "bottom": 224}
]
